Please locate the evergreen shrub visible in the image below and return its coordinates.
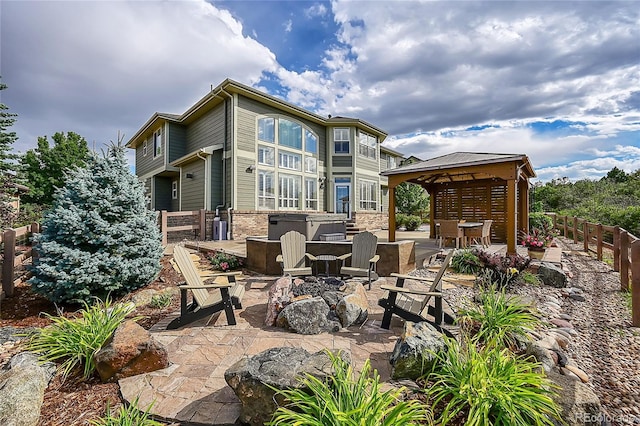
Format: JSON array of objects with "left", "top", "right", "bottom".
[
  {"left": 404, "top": 215, "right": 422, "bottom": 231},
  {"left": 29, "top": 145, "right": 163, "bottom": 304}
]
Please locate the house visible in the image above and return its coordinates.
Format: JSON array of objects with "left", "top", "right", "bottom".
[{"left": 126, "top": 79, "right": 405, "bottom": 239}]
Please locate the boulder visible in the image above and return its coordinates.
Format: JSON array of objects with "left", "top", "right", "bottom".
[
  {"left": 0, "top": 352, "right": 55, "bottom": 426},
  {"left": 276, "top": 296, "right": 340, "bottom": 334},
  {"left": 265, "top": 276, "right": 294, "bottom": 326},
  {"left": 335, "top": 282, "right": 369, "bottom": 327},
  {"left": 224, "top": 347, "right": 350, "bottom": 426},
  {"left": 389, "top": 321, "right": 446, "bottom": 380},
  {"left": 548, "top": 371, "right": 603, "bottom": 425},
  {"left": 526, "top": 340, "right": 557, "bottom": 373},
  {"left": 539, "top": 263, "right": 568, "bottom": 288},
  {"left": 94, "top": 320, "right": 169, "bottom": 382}
]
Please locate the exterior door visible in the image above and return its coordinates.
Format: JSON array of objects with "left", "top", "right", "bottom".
[{"left": 335, "top": 182, "right": 351, "bottom": 218}]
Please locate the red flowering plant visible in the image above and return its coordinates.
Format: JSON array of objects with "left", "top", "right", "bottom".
[
  {"left": 520, "top": 227, "right": 555, "bottom": 250},
  {"left": 210, "top": 251, "right": 243, "bottom": 272}
]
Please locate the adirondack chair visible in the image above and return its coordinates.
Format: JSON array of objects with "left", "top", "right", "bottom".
[
  {"left": 378, "top": 250, "right": 455, "bottom": 337},
  {"left": 167, "top": 246, "right": 245, "bottom": 330},
  {"left": 465, "top": 219, "right": 493, "bottom": 247},
  {"left": 337, "top": 231, "right": 380, "bottom": 290},
  {"left": 276, "top": 230, "right": 318, "bottom": 277}
]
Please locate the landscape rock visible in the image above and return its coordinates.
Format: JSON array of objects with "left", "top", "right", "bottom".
[
  {"left": 0, "top": 352, "right": 55, "bottom": 426},
  {"left": 539, "top": 263, "right": 568, "bottom": 288},
  {"left": 548, "top": 371, "right": 603, "bottom": 425},
  {"left": 265, "top": 275, "right": 294, "bottom": 326},
  {"left": 564, "top": 364, "right": 590, "bottom": 383},
  {"left": 94, "top": 320, "right": 169, "bottom": 382},
  {"left": 335, "top": 282, "right": 369, "bottom": 327},
  {"left": 390, "top": 321, "right": 446, "bottom": 380},
  {"left": 224, "top": 347, "right": 349, "bottom": 426},
  {"left": 550, "top": 318, "right": 574, "bottom": 329},
  {"left": 276, "top": 296, "right": 340, "bottom": 334},
  {"left": 526, "top": 340, "right": 557, "bottom": 373}
]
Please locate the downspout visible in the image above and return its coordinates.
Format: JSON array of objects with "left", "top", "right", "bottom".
[{"left": 216, "top": 87, "right": 233, "bottom": 239}]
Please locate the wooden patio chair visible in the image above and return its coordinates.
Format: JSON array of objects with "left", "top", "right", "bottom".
[
  {"left": 338, "top": 231, "right": 380, "bottom": 290},
  {"left": 166, "top": 246, "right": 245, "bottom": 330},
  {"left": 276, "top": 230, "right": 318, "bottom": 277},
  {"left": 466, "top": 219, "right": 493, "bottom": 247},
  {"left": 439, "top": 219, "right": 464, "bottom": 248},
  {"left": 377, "top": 250, "right": 456, "bottom": 337}
]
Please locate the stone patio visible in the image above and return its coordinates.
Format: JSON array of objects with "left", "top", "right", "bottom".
[{"left": 119, "top": 274, "right": 407, "bottom": 425}]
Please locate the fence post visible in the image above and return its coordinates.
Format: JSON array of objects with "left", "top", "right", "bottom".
[
  {"left": 596, "top": 224, "right": 603, "bottom": 261},
  {"left": 30, "top": 222, "right": 40, "bottom": 262},
  {"left": 620, "top": 230, "right": 629, "bottom": 291},
  {"left": 199, "top": 209, "right": 207, "bottom": 241},
  {"left": 563, "top": 215, "right": 568, "bottom": 238},
  {"left": 613, "top": 226, "right": 620, "bottom": 272},
  {"left": 551, "top": 213, "right": 557, "bottom": 232},
  {"left": 161, "top": 210, "right": 168, "bottom": 246},
  {"left": 631, "top": 240, "right": 640, "bottom": 327},
  {"left": 573, "top": 216, "right": 578, "bottom": 243},
  {"left": 2, "top": 228, "right": 16, "bottom": 297},
  {"left": 583, "top": 221, "right": 589, "bottom": 252}
]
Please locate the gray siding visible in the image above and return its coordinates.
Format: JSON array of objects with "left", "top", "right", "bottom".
[
  {"left": 181, "top": 160, "right": 205, "bottom": 210},
  {"left": 236, "top": 156, "right": 256, "bottom": 210},
  {"left": 332, "top": 156, "right": 353, "bottom": 168},
  {"left": 186, "top": 103, "right": 225, "bottom": 153},
  {"left": 135, "top": 130, "right": 165, "bottom": 176},
  {"left": 168, "top": 123, "right": 187, "bottom": 163},
  {"left": 210, "top": 151, "right": 224, "bottom": 208}
]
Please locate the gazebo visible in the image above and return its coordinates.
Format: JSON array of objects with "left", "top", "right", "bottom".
[{"left": 381, "top": 152, "right": 536, "bottom": 254}]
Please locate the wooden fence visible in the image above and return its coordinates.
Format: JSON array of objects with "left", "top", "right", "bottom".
[
  {"left": 546, "top": 213, "right": 640, "bottom": 327},
  {"left": 159, "top": 209, "right": 206, "bottom": 245},
  {"left": 1, "top": 223, "right": 39, "bottom": 298}
]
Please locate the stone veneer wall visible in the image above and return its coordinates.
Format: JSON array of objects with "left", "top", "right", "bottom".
[
  {"left": 229, "top": 210, "right": 272, "bottom": 240},
  {"left": 352, "top": 212, "right": 389, "bottom": 231}
]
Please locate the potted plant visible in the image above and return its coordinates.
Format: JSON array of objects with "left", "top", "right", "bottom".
[{"left": 520, "top": 228, "right": 553, "bottom": 259}]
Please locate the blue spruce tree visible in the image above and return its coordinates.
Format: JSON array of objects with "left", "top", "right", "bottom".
[{"left": 30, "top": 144, "right": 163, "bottom": 304}]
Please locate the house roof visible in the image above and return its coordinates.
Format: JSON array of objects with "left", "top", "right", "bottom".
[
  {"left": 381, "top": 151, "right": 536, "bottom": 184},
  {"left": 126, "top": 79, "right": 388, "bottom": 149}
]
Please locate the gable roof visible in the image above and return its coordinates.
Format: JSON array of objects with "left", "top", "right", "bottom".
[
  {"left": 381, "top": 151, "right": 536, "bottom": 185},
  {"left": 126, "top": 79, "right": 387, "bottom": 149}
]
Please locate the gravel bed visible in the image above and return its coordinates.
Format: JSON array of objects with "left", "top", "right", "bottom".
[{"left": 410, "top": 239, "right": 640, "bottom": 425}]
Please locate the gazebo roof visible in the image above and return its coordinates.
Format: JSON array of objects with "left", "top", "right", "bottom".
[{"left": 381, "top": 151, "right": 536, "bottom": 184}]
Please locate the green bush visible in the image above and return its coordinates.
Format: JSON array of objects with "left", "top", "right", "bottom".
[
  {"left": 89, "top": 396, "right": 162, "bottom": 426},
  {"left": 209, "top": 251, "right": 243, "bottom": 272},
  {"left": 451, "top": 249, "right": 483, "bottom": 275},
  {"left": 426, "top": 339, "right": 562, "bottom": 426},
  {"left": 148, "top": 293, "right": 172, "bottom": 309},
  {"left": 529, "top": 213, "right": 553, "bottom": 232},
  {"left": 268, "top": 351, "right": 430, "bottom": 425},
  {"left": 457, "top": 284, "right": 539, "bottom": 349},
  {"left": 25, "top": 298, "right": 135, "bottom": 381},
  {"left": 404, "top": 215, "right": 422, "bottom": 231},
  {"left": 396, "top": 213, "right": 408, "bottom": 229},
  {"left": 518, "top": 271, "right": 542, "bottom": 286}
]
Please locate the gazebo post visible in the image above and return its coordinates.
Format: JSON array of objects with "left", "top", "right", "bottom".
[
  {"left": 506, "top": 179, "right": 517, "bottom": 254},
  {"left": 389, "top": 185, "right": 396, "bottom": 242}
]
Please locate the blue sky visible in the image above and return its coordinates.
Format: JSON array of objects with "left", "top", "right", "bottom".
[{"left": 1, "top": 0, "right": 639, "bottom": 182}]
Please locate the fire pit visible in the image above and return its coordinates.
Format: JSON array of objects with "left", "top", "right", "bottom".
[{"left": 265, "top": 276, "right": 369, "bottom": 335}]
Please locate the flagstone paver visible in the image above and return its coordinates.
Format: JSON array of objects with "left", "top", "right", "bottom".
[{"left": 119, "top": 275, "right": 407, "bottom": 425}]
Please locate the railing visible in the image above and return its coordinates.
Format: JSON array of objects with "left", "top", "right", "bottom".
[
  {"left": 546, "top": 213, "right": 640, "bottom": 327},
  {"left": 1, "top": 223, "right": 39, "bottom": 298},
  {"left": 159, "top": 209, "right": 206, "bottom": 245}
]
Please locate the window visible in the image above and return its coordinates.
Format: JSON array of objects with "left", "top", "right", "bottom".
[
  {"left": 334, "top": 128, "right": 349, "bottom": 153},
  {"left": 358, "top": 131, "right": 377, "bottom": 159},
  {"left": 279, "top": 119, "right": 302, "bottom": 149},
  {"left": 359, "top": 180, "right": 377, "bottom": 211},
  {"left": 305, "top": 156, "right": 317, "bottom": 174},
  {"left": 279, "top": 150, "right": 301, "bottom": 171},
  {"left": 143, "top": 140, "right": 148, "bottom": 157},
  {"left": 258, "top": 145, "right": 275, "bottom": 166},
  {"left": 258, "top": 171, "right": 275, "bottom": 209},
  {"left": 388, "top": 156, "right": 397, "bottom": 169},
  {"left": 153, "top": 128, "right": 162, "bottom": 158},
  {"left": 258, "top": 117, "right": 275, "bottom": 143},
  {"left": 171, "top": 181, "right": 178, "bottom": 200},
  {"left": 279, "top": 174, "right": 300, "bottom": 209},
  {"left": 305, "top": 130, "right": 317, "bottom": 153},
  {"left": 305, "top": 178, "right": 318, "bottom": 210}
]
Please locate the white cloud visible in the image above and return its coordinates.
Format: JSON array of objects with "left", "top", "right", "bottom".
[{"left": 284, "top": 19, "right": 293, "bottom": 33}]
